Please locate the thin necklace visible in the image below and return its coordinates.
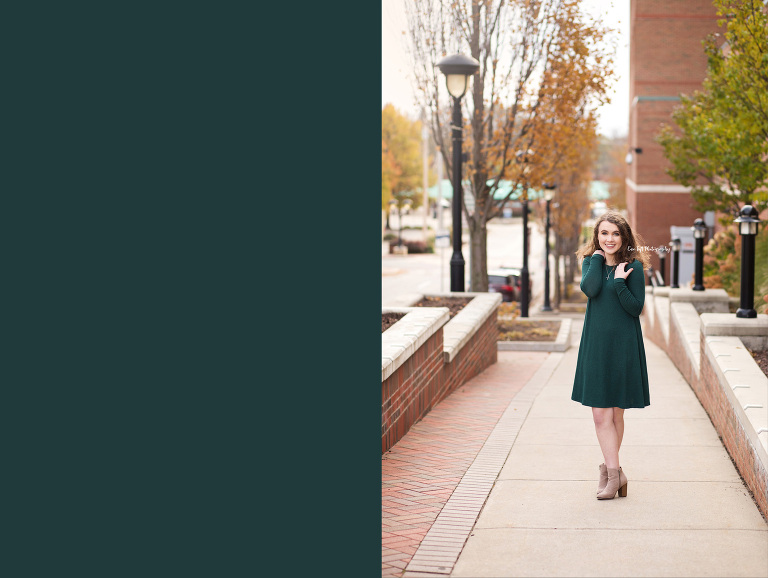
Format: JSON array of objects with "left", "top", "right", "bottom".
[{"left": 605, "top": 263, "right": 616, "bottom": 280}]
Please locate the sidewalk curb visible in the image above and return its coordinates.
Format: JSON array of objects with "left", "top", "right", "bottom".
[{"left": 402, "top": 351, "right": 566, "bottom": 577}]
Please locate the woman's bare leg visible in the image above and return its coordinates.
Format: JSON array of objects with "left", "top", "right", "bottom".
[
  {"left": 592, "top": 407, "right": 620, "bottom": 469},
  {"left": 613, "top": 408, "right": 625, "bottom": 451}
]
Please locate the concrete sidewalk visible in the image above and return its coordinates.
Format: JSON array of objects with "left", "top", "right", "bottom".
[{"left": 388, "top": 317, "right": 768, "bottom": 578}]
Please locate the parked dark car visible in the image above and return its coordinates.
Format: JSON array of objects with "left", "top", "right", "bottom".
[{"left": 488, "top": 267, "right": 532, "bottom": 304}]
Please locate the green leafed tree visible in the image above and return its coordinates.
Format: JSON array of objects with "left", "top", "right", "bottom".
[{"left": 656, "top": 0, "right": 768, "bottom": 217}]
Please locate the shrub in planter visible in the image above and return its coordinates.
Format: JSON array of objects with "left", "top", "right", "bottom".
[
  {"left": 388, "top": 239, "right": 434, "bottom": 254},
  {"left": 404, "top": 240, "right": 431, "bottom": 254}
]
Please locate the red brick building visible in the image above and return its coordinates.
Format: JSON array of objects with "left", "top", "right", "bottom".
[{"left": 627, "top": 0, "right": 725, "bottom": 279}]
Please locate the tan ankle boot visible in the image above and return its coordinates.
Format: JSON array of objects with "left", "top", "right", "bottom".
[
  {"left": 597, "top": 467, "right": 628, "bottom": 500},
  {"left": 596, "top": 463, "right": 608, "bottom": 495}
]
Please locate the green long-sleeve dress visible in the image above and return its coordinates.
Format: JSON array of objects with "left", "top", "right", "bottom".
[{"left": 571, "top": 253, "right": 650, "bottom": 409}]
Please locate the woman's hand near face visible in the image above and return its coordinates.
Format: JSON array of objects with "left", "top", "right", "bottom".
[
  {"left": 615, "top": 262, "right": 633, "bottom": 279},
  {"left": 593, "top": 250, "right": 605, "bottom": 258}
]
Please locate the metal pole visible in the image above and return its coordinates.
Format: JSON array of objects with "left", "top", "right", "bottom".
[
  {"left": 422, "top": 113, "right": 429, "bottom": 241},
  {"left": 659, "top": 253, "right": 666, "bottom": 286},
  {"left": 693, "top": 234, "right": 705, "bottom": 290},
  {"left": 437, "top": 151, "right": 444, "bottom": 231},
  {"left": 736, "top": 231, "right": 757, "bottom": 318},
  {"left": 398, "top": 206, "right": 403, "bottom": 248},
  {"left": 671, "top": 245, "right": 680, "bottom": 288},
  {"left": 437, "top": 150, "right": 445, "bottom": 293},
  {"left": 520, "top": 199, "right": 529, "bottom": 317},
  {"left": 450, "top": 97, "right": 465, "bottom": 292},
  {"left": 541, "top": 199, "right": 552, "bottom": 312}
]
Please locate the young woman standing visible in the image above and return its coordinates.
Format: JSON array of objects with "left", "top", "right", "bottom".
[{"left": 571, "top": 211, "right": 651, "bottom": 500}]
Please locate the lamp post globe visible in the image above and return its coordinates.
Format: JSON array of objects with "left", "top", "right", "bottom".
[
  {"left": 734, "top": 205, "right": 760, "bottom": 318},
  {"left": 436, "top": 53, "right": 479, "bottom": 292},
  {"left": 692, "top": 218, "right": 707, "bottom": 291},
  {"left": 436, "top": 54, "right": 481, "bottom": 99}
]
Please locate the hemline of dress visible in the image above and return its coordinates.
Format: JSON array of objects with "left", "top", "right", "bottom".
[{"left": 572, "top": 398, "right": 650, "bottom": 410}]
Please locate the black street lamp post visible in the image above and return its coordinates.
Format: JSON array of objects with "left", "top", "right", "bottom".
[
  {"left": 521, "top": 199, "right": 530, "bottom": 317},
  {"left": 515, "top": 149, "right": 534, "bottom": 317},
  {"left": 670, "top": 237, "right": 681, "bottom": 288},
  {"left": 692, "top": 218, "right": 707, "bottom": 291},
  {"left": 656, "top": 247, "right": 666, "bottom": 286},
  {"left": 734, "top": 205, "right": 761, "bottom": 318},
  {"left": 437, "top": 53, "right": 480, "bottom": 292},
  {"left": 541, "top": 184, "right": 556, "bottom": 312}
]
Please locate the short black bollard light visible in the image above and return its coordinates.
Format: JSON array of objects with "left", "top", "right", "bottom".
[
  {"left": 734, "top": 205, "right": 761, "bottom": 318},
  {"left": 656, "top": 247, "right": 666, "bottom": 286},
  {"left": 692, "top": 218, "right": 707, "bottom": 291},
  {"left": 669, "top": 237, "right": 681, "bottom": 288}
]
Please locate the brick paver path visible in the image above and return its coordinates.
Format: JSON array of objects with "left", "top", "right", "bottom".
[{"left": 381, "top": 350, "right": 551, "bottom": 577}]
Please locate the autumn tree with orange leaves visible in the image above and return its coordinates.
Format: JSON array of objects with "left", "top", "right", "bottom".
[
  {"left": 405, "top": 0, "right": 616, "bottom": 292},
  {"left": 382, "top": 104, "right": 425, "bottom": 213}
]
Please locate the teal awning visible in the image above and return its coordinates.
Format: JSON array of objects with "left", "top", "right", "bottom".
[
  {"left": 425, "top": 179, "right": 543, "bottom": 201},
  {"left": 424, "top": 179, "right": 612, "bottom": 202}
]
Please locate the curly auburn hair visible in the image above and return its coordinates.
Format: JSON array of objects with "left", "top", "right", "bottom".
[{"left": 576, "top": 210, "right": 651, "bottom": 270}]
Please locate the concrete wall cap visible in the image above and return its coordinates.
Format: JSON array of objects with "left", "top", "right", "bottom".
[
  {"left": 668, "top": 287, "right": 730, "bottom": 302},
  {"left": 382, "top": 307, "right": 450, "bottom": 381},
  {"left": 700, "top": 313, "right": 768, "bottom": 336},
  {"left": 429, "top": 293, "right": 502, "bottom": 363}
]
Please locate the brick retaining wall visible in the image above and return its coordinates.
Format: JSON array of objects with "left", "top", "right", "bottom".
[
  {"left": 381, "top": 308, "right": 499, "bottom": 454},
  {"left": 645, "top": 292, "right": 768, "bottom": 521},
  {"left": 441, "top": 312, "right": 499, "bottom": 401},
  {"left": 699, "top": 350, "right": 768, "bottom": 519},
  {"left": 382, "top": 327, "right": 445, "bottom": 454}
]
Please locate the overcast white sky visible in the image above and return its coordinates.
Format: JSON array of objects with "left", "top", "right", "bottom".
[{"left": 382, "top": 0, "right": 630, "bottom": 138}]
